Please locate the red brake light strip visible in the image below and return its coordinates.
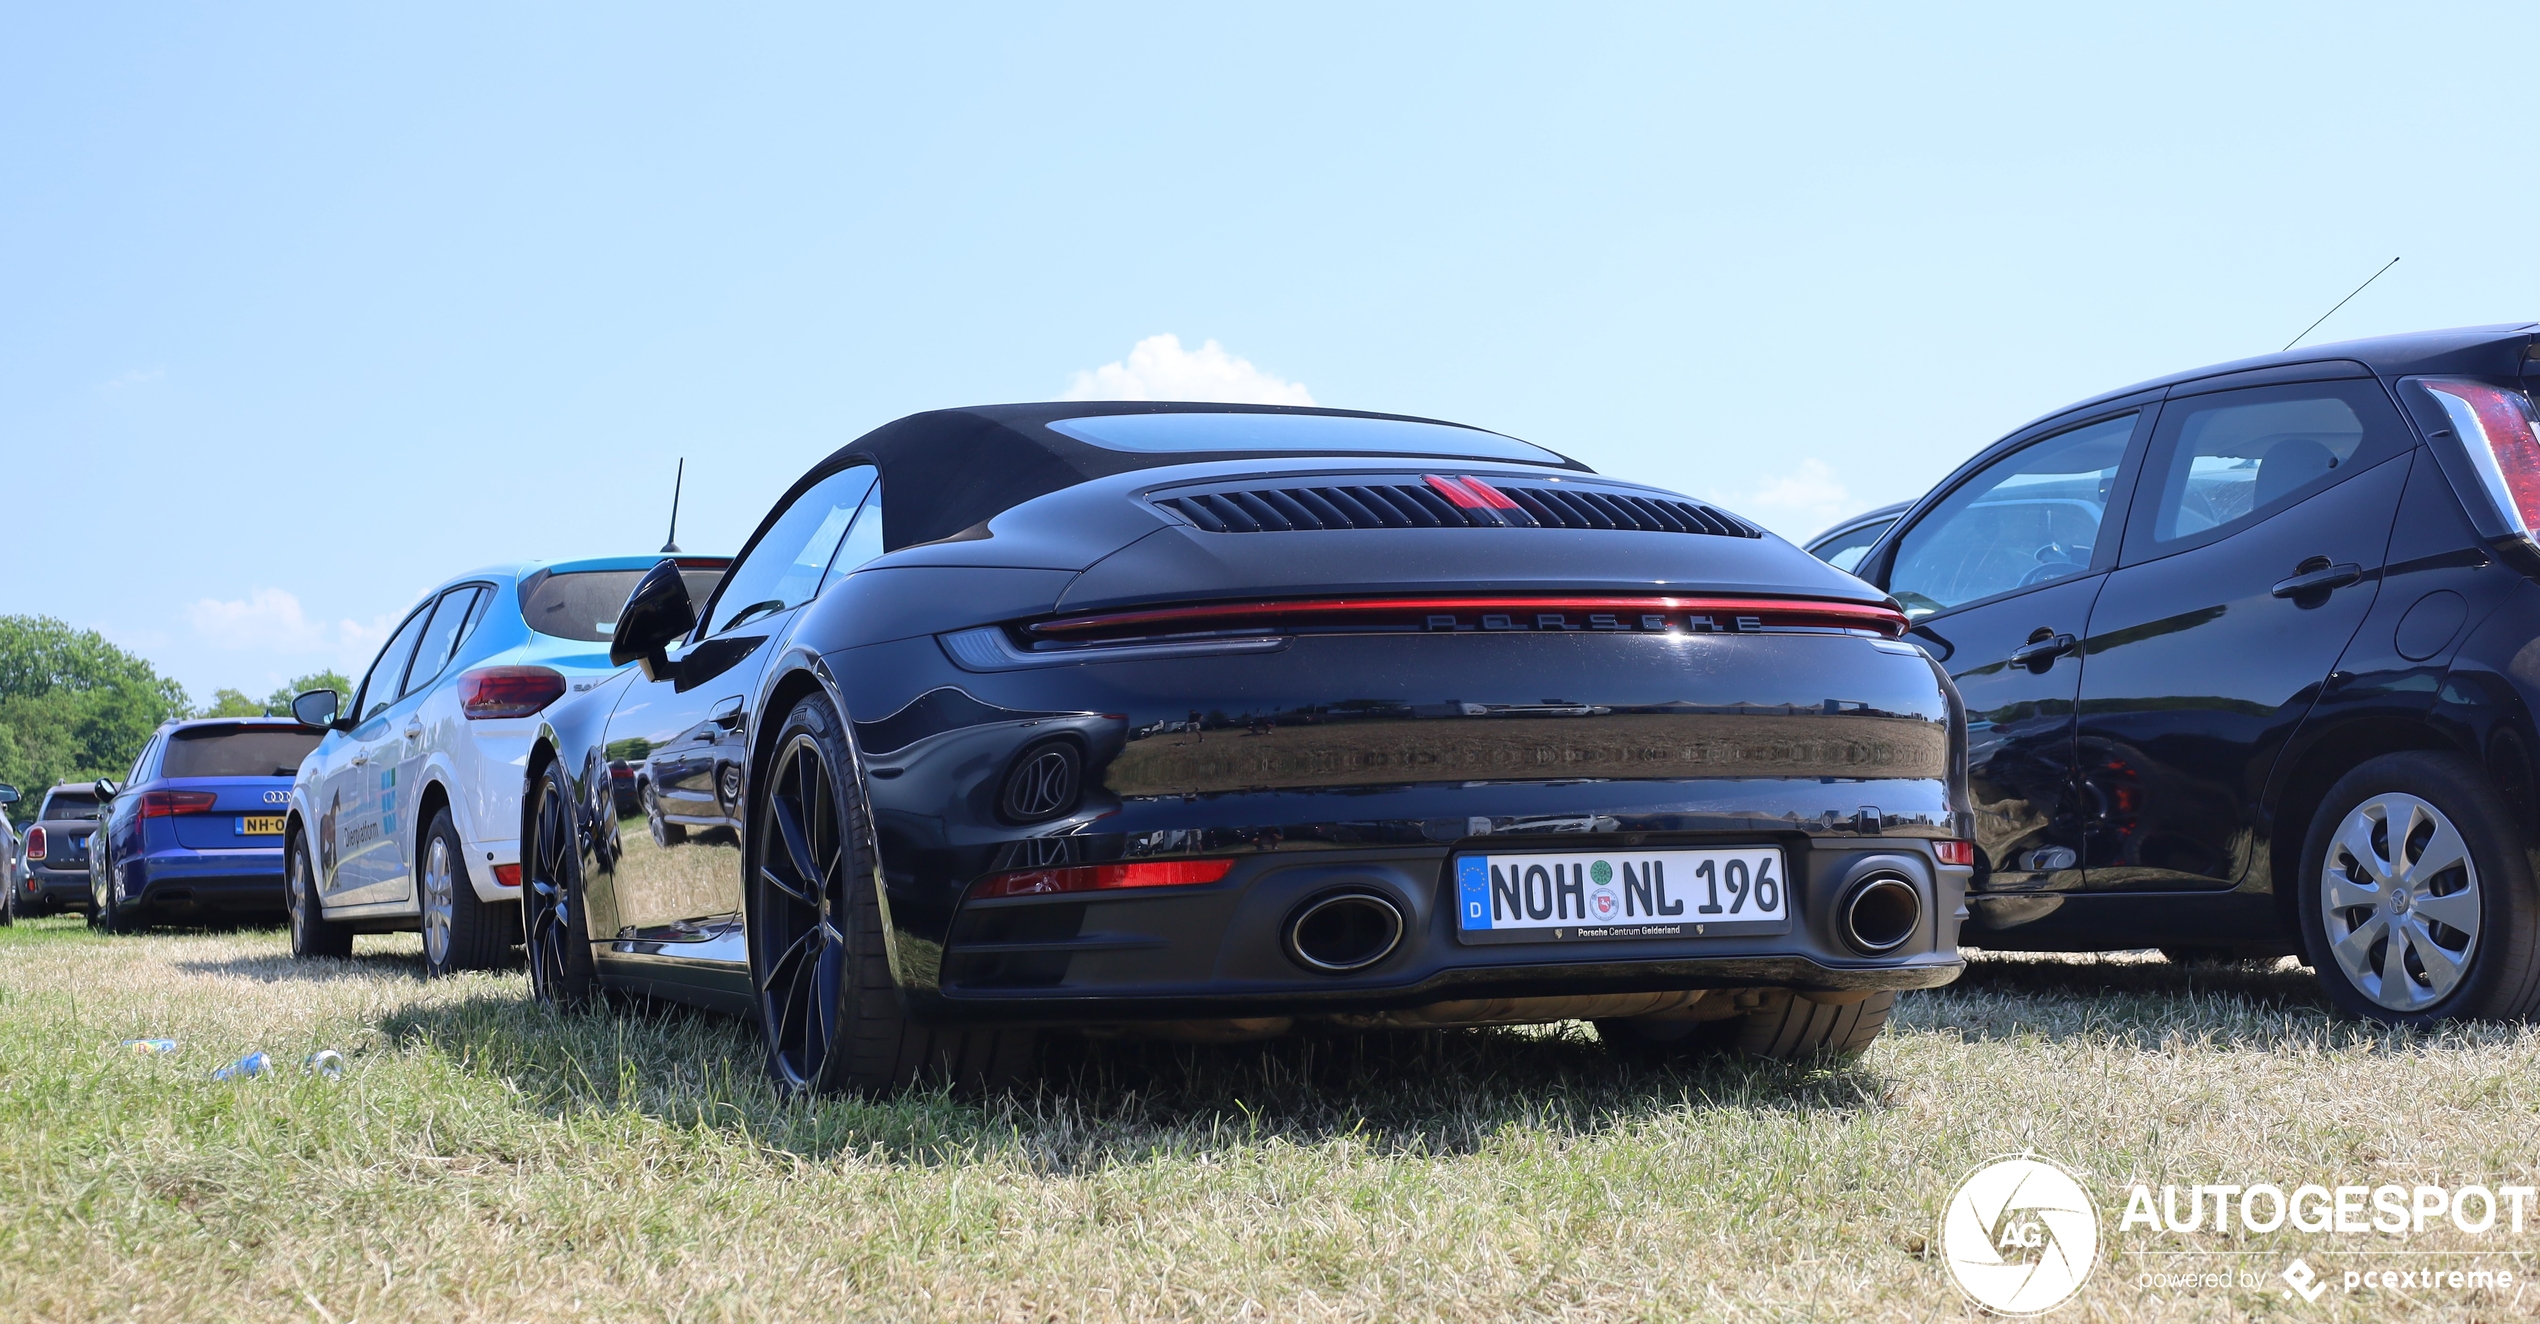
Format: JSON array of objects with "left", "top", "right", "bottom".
[{"left": 1029, "top": 595, "right": 1907, "bottom": 639}]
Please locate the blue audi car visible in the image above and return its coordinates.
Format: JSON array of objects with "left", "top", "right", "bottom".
[{"left": 87, "top": 717, "right": 323, "bottom": 931}]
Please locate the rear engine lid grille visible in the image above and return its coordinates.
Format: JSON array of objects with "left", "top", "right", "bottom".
[{"left": 1153, "top": 475, "right": 1760, "bottom": 538}]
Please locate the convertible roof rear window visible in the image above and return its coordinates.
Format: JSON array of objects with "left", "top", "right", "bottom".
[{"left": 1044, "top": 412, "right": 1565, "bottom": 465}]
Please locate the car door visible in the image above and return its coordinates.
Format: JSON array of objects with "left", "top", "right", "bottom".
[
  {"left": 318, "top": 601, "right": 435, "bottom": 905},
  {"left": 595, "top": 463, "right": 880, "bottom": 941},
  {"left": 375, "top": 585, "right": 489, "bottom": 891},
  {"left": 2073, "top": 374, "right": 2414, "bottom": 889},
  {"left": 1873, "top": 407, "right": 2151, "bottom": 895}
]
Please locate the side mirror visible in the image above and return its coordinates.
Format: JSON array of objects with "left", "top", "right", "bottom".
[
  {"left": 291, "top": 688, "right": 343, "bottom": 730},
  {"left": 0, "top": 784, "right": 16, "bottom": 806},
  {"left": 93, "top": 778, "right": 118, "bottom": 802},
  {"left": 609, "top": 558, "right": 699, "bottom": 681}
]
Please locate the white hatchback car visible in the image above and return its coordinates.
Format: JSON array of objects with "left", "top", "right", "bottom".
[{"left": 284, "top": 555, "right": 726, "bottom": 975}]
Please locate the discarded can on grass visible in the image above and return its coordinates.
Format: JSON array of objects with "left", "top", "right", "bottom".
[
  {"left": 123, "top": 1038, "right": 179, "bottom": 1056},
  {"left": 210, "top": 1051, "right": 271, "bottom": 1081},
  {"left": 304, "top": 1050, "right": 344, "bottom": 1079}
]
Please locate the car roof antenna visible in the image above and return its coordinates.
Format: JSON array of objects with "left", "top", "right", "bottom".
[
  {"left": 661, "top": 458, "right": 685, "bottom": 554},
  {"left": 2283, "top": 256, "right": 2398, "bottom": 352}
]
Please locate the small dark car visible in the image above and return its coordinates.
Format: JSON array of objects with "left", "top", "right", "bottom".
[
  {"left": 20, "top": 784, "right": 104, "bottom": 917},
  {"left": 89, "top": 718, "right": 323, "bottom": 931},
  {"left": 1842, "top": 323, "right": 2540, "bottom": 1024},
  {"left": 524, "top": 402, "right": 1973, "bottom": 1095}
]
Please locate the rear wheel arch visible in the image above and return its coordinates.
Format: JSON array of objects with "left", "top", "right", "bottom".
[{"left": 2270, "top": 716, "right": 2470, "bottom": 929}]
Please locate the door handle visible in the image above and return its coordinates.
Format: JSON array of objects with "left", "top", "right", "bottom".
[
  {"left": 2271, "top": 561, "right": 2362, "bottom": 599},
  {"left": 404, "top": 719, "right": 425, "bottom": 739},
  {"left": 350, "top": 751, "right": 369, "bottom": 766},
  {"left": 710, "top": 696, "right": 745, "bottom": 730},
  {"left": 2008, "top": 633, "right": 2077, "bottom": 672}
]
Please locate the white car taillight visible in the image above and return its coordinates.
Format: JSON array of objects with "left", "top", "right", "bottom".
[{"left": 2419, "top": 378, "right": 2540, "bottom": 549}]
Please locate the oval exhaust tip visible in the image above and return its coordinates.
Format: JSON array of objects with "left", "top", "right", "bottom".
[
  {"left": 1842, "top": 874, "right": 1923, "bottom": 954},
  {"left": 1285, "top": 891, "right": 1405, "bottom": 973}
]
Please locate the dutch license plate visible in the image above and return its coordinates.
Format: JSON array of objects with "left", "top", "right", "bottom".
[
  {"left": 235, "top": 816, "right": 286, "bottom": 836},
  {"left": 1454, "top": 846, "right": 1791, "bottom": 944}
]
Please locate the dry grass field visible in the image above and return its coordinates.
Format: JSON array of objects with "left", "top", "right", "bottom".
[{"left": 2, "top": 915, "right": 2536, "bottom": 1322}]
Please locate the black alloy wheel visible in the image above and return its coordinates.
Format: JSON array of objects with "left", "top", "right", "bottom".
[
  {"left": 288, "top": 832, "right": 353, "bottom": 958},
  {"left": 643, "top": 781, "right": 685, "bottom": 848},
  {"left": 748, "top": 691, "right": 1035, "bottom": 1096},
  {"left": 524, "top": 759, "right": 597, "bottom": 1007}
]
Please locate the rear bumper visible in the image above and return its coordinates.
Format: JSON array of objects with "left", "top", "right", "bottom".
[
  {"left": 24, "top": 864, "right": 91, "bottom": 905},
  {"left": 915, "top": 838, "right": 1969, "bottom": 1022},
  {"left": 125, "top": 849, "right": 287, "bottom": 915}
]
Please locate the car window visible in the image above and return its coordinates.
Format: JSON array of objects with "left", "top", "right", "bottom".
[
  {"left": 819, "top": 480, "right": 886, "bottom": 593},
  {"left": 2140, "top": 381, "right": 2410, "bottom": 548},
  {"left": 521, "top": 566, "right": 727, "bottom": 642},
  {"left": 710, "top": 465, "right": 879, "bottom": 635},
  {"left": 1810, "top": 518, "right": 1896, "bottom": 573},
  {"left": 402, "top": 586, "right": 484, "bottom": 699},
  {"left": 356, "top": 605, "right": 436, "bottom": 722},
  {"left": 1887, "top": 413, "right": 2137, "bottom": 618},
  {"left": 162, "top": 726, "right": 325, "bottom": 778},
  {"left": 126, "top": 737, "right": 161, "bottom": 786},
  {"left": 39, "top": 792, "right": 99, "bottom": 822}
]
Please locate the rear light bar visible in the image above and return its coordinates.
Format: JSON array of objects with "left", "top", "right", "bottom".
[
  {"left": 1027, "top": 594, "right": 1908, "bottom": 642},
  {"left": 972, "top": 858, "right": 1236, "bottom": 900},
  {"left": 2418, "top": 378, "right": 2540, "bottom": 551},
  {"left": 24, "top": 827, "right": 43, "bottom": 861},
  {"left": 138, "top": 791, "right": 219, "bottom": 818},
  {"left": 1933, "top": 840, "right": 1976, "bottom": 867},
  {"left": 459, "top": 666, "right": 568, "bottom": 720}
]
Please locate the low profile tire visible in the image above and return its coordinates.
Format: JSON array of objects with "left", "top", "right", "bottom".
[
  {"left": 1598, "top": 990, "right": 1896, "bottom": 1063},
  {"left": 750, "top": 691, "right": 1036, "bottom": 1097},
  {"left": 2299, "top": 752, "right": 2540, "bottom": 1025},
  {"left": 419, "top": 808, "right": 509, "bottom": 977},
  {"left": 524, "top": 760, "right": 598, "bottom": 1009},
  {"left": 93, "top": 861, "right": 146, "bottom": 935},
  {"left": 288, "top": 832, "right": 354, "bottom": 958}
]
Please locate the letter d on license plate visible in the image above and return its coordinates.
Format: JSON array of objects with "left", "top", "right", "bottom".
[{"left": 1453, "top": 847, "right": 1791, "bottom": 944}]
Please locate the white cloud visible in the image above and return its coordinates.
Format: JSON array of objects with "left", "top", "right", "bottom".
[
  {"left": 1716, "top": 458, "right": 1859, "bottom": 542},
  {"left": 185, "top": 588, "right": 396, "bottom": 674},
  {"left": 1063, "top": 334, "right": 1313, "bottom": 406}
]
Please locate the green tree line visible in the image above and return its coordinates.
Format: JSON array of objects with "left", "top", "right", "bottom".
[{"left": 0, "top": 615, "right": 342, "bottom": 823}]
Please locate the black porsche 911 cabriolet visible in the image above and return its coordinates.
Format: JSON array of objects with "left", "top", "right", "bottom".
[{"left": 522, "top": 402, "right": 1971, "bottom": 1094}]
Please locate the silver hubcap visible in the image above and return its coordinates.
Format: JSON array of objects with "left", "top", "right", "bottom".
[
  {"left": 422, "top": 836, "right": 453, "bottom": 965},
  {"left": 2321, "top": 792, "right": 2480, "bottom": 1013}
]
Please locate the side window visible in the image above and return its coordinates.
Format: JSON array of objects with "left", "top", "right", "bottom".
[
  {"left": 820, "top": 480, "right": 885, "bottom": 593},
  {"left": 356, "top": 606, "right": 436, "bottom": 723},
  {"left": 1887, "top": 413, "right": 2138, "bottom": 619},
  {"left": 126, "top": 738, "right": 161, "bottom": 786},
  {"left": 708, "top": 465, "right": 879, "bottom": 635},
  {"left": 402, "top": 586, "right": 485, "bottom": 699},
  {"left": 2135, "top": 380, "right": 2410, "bottom": 551},
  {"left": 1810, "top": 517, "right": 1895, "bottom": 574}
]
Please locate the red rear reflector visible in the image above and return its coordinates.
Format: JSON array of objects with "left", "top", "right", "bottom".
[
  {"left": 138, "top": 791, "right": 219, "bottom": 818},
  {"left": 1422, "top": 474, "right": 1489, "bottom": 508},
  {"left": 1934, "top": 840, "right": 1975, "bottom": 867},
  {"left": 24, "top": 827, "right": 43, "bottom": 860},
  {"left": 2420, "top": 379, "right": 2540, "bottom": 537},
  {"left": 459, "top": 666, "right": 568, "bottom": 720},
  {"left": 973, "top": 858, "right": 1236, "bottom": 900},
  {"left": 491, "top": 863, "right": 522, "bottom": 888}
]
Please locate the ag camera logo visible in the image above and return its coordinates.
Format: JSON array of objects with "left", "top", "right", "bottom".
[{"left": 1941, "top": 1156, "right": 2099, "bottom": 1315}]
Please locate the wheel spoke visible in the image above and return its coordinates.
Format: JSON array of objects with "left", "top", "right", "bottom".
[
  {"left": 2322, "top": 876, "right": 2380, "bottom": 912},
  {"left": 2405, "top": 818, "right": 2473, "bottom": 889},
  {"left": 2332, "top": 911, "right": 2388, "bottom": 975},
  {"left": 2335, "top": 812, "right": 2391, "bottom": 883},
  {"left": 770, "top": 785, "right": 821, "bottom": 893},
  {"left": 2413, "top": 887, "right": 2481, "bottom": 935},
  {"left": 2403, "top": 919, "right": 2464, "bottom": 993},
  {"left": 761, "top": 923, "right": 816, "bottom": 993},
  {"left": 2379, "top": 923, "right": 2414, "bottom": 997},
  {"left": 759, "top": 863, "right": 815, "bottom": 910}
]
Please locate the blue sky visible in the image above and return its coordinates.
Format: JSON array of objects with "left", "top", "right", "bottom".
[{"left": 9, "top": 3, "right": 2540, "bottom": 702}]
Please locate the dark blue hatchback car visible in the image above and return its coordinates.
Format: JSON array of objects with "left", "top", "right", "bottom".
[
  {"left": 89, "top": 717, "right": 324, "bottom": 931},
  {"left": 1843, "top": 323, "right": 2540, "bottom": 1025}
]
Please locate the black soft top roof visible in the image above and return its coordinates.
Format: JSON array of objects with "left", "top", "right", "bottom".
[{"left": 799, "top": 402, "right": 1588, "bottom": 552}]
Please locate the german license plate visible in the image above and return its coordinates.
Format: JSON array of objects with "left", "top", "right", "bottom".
[
  {"left": 1454, "top": 846, "right": 1791, "bottom": 944},
  {"left": 235, "top": 816, "right": 286, "bottom": 836}
]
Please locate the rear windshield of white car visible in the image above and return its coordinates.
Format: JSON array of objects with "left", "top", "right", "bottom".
[
  {"left": 162, "top": 727, "right": 324, "bottom": 779},
  {"left": 520, "top": 568, "right": 729, "bottom": 643},
  {"left": 38, "top": 792, "right": 98, "bottom": 821}
]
